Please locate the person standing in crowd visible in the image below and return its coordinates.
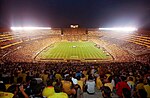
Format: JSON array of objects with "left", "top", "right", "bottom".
[
  {"left": 55, "top": 70, "right": 62, "bottom": 80},
  {"left": 22, "top": 70, "right": 27, "bottom": 83},
  {"left": 42, "top": 79, "right": 55, "bottom": 97},
  {"left": 116, "top": 76, "right": 130, "bottom": 97},
  {"left": 48, "top": 81, "right": 68, "bottom": 98},
  {"left": 127, "top": 76, "right": 135, "bottom": 97},
  {"left": 104, "top": 76, "right": 113, "bottom": 92},
  {"left": 96, "top": 75, "right": 103, "bottom": 90},
  {"left": 62, "top": 75, "right": 76, "bottom": 96},
  {"left": 135, "top": 79, "right": 144, "bottom": 92},
  {"left": 41, "top": 70, "right": 48, "bottom": 85}
]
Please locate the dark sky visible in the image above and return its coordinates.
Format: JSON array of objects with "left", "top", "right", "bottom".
[{"left": 0, "top": 0, "right": 150, "bottom": 28}]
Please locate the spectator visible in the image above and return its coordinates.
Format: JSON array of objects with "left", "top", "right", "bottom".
[
  {"left": 76, "top": 71, "right": 82, "bottom": 78},
  {"left": 62, "top": 75, "right": 76, "bottom": 95},
  {"left": 104, "top": 76, "right": 113, "bottom": 91},
  {"left": 0, "top": 82, "right": 6, "bottom": 91},
  {"left": 55, "top": 70, "right": 62, "bottom": 80},
  {"left": 14, "top": 72, "right": 18, "bottom": 84},
  {"left": 41, "top": 70, "right": 48, "bottom": 85},
  {"left": 30, "top": 84, "right": 44, "bottom": 98},
  {"left": 25, "top": 78, "right": 38, "bottom": 96},
  {"left": 80, "top": 74, "right": 86, "bottom": 84},
  {"left": 128, "top": 72, "right": 136, "bottom": 83},
  {"left": 74, "top": 84, "right": 83, "bottom": 98},
  {"left": 85, "top": 74, "right": 95, "bottom": 94},
  {"left": 7, "top": 84, "right": 18, "bottom": 98},
  {"left": 71, "top": 73, "right": 78, "bottom": 85},
  {"left": 135, "top": 79, "right": 144, "bottom": 92},
  {"left": 48, "top": 82, "right": 68, "bottom": 98},
  {"left": 22, "top": 70, "right": 27, "bottom": 83},
  {"left": 122, "top": 88, "right": 131, "bottom": 98},
  {"left": 116, "top": 76, "right": 130, "bottom": 97},
  {"left": 127, "top": 76, "right": 135, "bottom": 96},
  {"left": 144, "top": 77, "right": 150, "bottom": 98},
  {"left": 137, "top": 89, "right": 147, "bottom": 98},
  {"left": 0, "top": 82, "right": 14, "bottom": 98},
  {"left": 111, "top": 75, "right": 115, "bottom": 89},
  {"left": 96, "top": 76, "right": 103, "bottom": 90},
  {"left": 77, "top": 76, "right": 84, "bottom": 91},
  {"left": 18, "top": 85, "right": 29, "bottom": 98},
  {"left": 42, "top": 79, "right": 55, "bottom": 97},
  {"left": 102, "top": 86, "right": 112, "bottom": 98},
  {"left": 6, "top": 84, "right": 29, "bottom": 98}
]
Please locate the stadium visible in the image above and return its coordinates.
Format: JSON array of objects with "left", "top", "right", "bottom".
[
  {"left": 0, "top": 26, "right": 150, "bottom": 98},
  {"left": 0, "top": 26, "right": 149, "bottom": 63},
  {"left": 0, "top": 0, "right": 150, "bottom": 97}
]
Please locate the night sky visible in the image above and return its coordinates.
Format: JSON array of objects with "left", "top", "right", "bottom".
[{"left": 0, "top": 0, "right": 150, "bottom": 29}]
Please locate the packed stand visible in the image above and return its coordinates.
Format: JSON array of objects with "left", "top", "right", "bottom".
[
  {"left": 0, "top": 62, "right": 150, "bottom": 98},
  {"left": 99, "top": 37, "right": 150, "bottom": 63},
  {"left": 91, "top": 38, "right": 134, "bottom": 62},
  {"left": 3, "top": 37, "right": 60, "bottom": 62}
]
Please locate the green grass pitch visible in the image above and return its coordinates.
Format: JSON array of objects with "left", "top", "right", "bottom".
[{"left": 38, "top": 41, "right": 111, "bottom": 60}]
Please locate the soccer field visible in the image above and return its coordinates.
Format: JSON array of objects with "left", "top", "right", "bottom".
[{"left": 38, "top": 41, "right": 111, "bottom": 60}]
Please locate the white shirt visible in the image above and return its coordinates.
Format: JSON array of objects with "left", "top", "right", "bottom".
[
  {"left": 71, "top": 77, "right": 78, "bottom": 85},
  {"left": 86, "top": 80, "right": 95, "bottom": 93}
]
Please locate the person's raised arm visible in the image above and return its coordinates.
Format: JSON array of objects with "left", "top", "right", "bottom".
[{"left": 19, "top": 85, "right": 29, "bottom": 98}]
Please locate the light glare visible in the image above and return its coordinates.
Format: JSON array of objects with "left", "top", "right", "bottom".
[
  {"left": 99, "top": 27, "right": 137, "bottom": 32},
  {"left": 11, "top": 27, "right": 51, "bottom": 31}
]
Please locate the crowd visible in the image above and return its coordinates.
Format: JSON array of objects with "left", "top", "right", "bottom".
[
  {"left": 0, "top": 32, "right": 150, "bottom": 98},
  {"left": 2, "top": 37, "right": 60, "bottom": 62},
  {"left": 91, "top": 38, "right": 134, "bottom": 62},
  {"left": 0, "top": 61, "right": 150, "bottom": 98},
  {"left": 99, "top": 37, "right": 150, "bottom": 64},
  {"left": 100, "top": 36, "right": 149, "bottom": 55},
  {"left": 1, "top": 32, "right": 150, "bottom": 64}
]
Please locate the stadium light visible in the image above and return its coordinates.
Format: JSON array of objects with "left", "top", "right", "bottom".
[
  {"left": 70, "top": 25, "right": 79, "bottom": 28},
  {"left": 99, "top": 27, "right": 137, "bottom": 32},
  {"left": 11, "top": 27, "right": 51, "bottom": 31}
]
